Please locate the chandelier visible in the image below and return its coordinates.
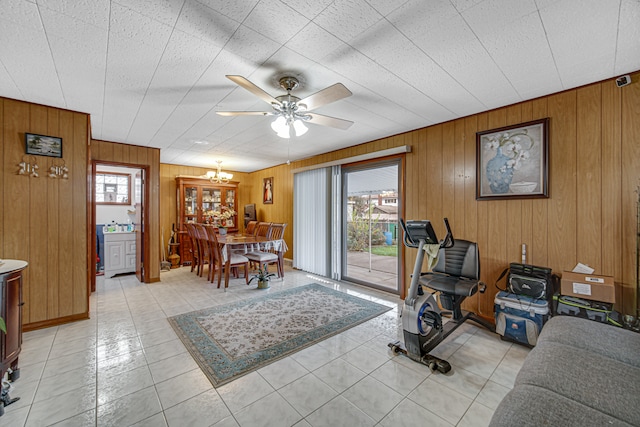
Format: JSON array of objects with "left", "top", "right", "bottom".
[
  {"left": 206, "top": 161, "right": 233, "bottom": 183},
  {"left": 270, "top": 77, "right": 310, "bottom": 139}
]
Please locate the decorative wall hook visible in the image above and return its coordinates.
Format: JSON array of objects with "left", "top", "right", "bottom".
[
  {"left": 18, "top": 155, "right": 39, "bottom": 177},
  {"left": 49, "top": 159, "right": 69, "bottom": 179}
]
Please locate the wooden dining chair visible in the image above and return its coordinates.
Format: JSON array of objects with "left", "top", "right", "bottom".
[
  {"left": 185, "top": 223, "right": 200, "bottom": 274},
  {"left": 245, "top": 220, "right": 257, "bottom": 235},
  {"left": 205, "top": 225, "right": 250, "bottom": 288},
  {"left": 245, "top": 223, "right": 287, "bottom": 278},
  {"left": 254, "top": 221, "right": 272, "bottom": 237},
  {"left": 193, "top": 224, "right": 211, "bottom": 278}
]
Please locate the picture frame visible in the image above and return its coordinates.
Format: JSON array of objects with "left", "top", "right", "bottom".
[
  {"left": 25, "top": 133, "right": 63, "bottom": 158},
  {"left": 263, "top": 177, "right": 273, "bottom": 204},
  {"left": 476, "top": 118, "right": 549, "bottom": 200}
]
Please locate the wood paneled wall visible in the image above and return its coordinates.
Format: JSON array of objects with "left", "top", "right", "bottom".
[
  {"left": 242, "top": 72, "right": 640, "bottom": 316},
  {"left": 91, "top": 140, "right": 161, "bottom": 282},
  {"left": 0, "top": 97, "right": 90, "bottom": 330},
  {"left": 159, "top": 164, "right": 250, "bottom": 260}
]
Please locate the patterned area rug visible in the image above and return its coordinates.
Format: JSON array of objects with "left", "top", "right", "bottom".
[{"left": 168, "top": 283, "right": 392, "bottom": 387}]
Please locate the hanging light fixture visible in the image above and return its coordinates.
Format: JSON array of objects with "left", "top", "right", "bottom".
[
  {"left": 206, "top": 160, "right": 233, "bottom": 184},
  {"left": 270, "top": 77, "right": 310, "bottom": 139}
]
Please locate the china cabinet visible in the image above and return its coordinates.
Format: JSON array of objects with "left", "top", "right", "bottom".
[
  {"left": 0, "top": 260, "right": 27, "bottom": 412},
  {"left": 176, "top": 176, "right": 238, "bottom": 265}
]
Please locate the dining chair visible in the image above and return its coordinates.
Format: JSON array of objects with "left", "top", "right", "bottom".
[
  {"left": 245, "top": 220, "right": 257, "bottom": 235},
  {"left": 185, "top": 223, "right": 200, "bottom": 274},
  {"left": 205, "top": 225, "right": 250, "bottom": 288},
  {"left": 254, "top": 221, "right": 272, "bottom": 237},
  {"left": 245, "top": 223, "right": 287, "bottom": 278},
  {"left": 193, "top": 224, "right": 211, "bottom": 278}
]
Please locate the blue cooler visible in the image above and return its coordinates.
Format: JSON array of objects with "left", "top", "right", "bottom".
[{"left": 494, "top": 291, "right": 549, "bottom": 347}]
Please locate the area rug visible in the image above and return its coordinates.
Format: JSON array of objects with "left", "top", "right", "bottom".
[{"left": 168, "top": 283, "right": 392, "bottom": 387}]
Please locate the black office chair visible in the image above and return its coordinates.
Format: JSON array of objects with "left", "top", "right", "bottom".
[{"left": 419, "top": 239, "right": 494, "bottom": 330}]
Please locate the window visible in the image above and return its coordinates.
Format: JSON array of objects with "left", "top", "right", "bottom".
[{"left": 96, "top": 172, "right": 131, "bottom": 204}]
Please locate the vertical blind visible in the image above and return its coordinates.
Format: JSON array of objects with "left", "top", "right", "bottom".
[{"left": 293, "top": 167, "right": 331, "bottom": 276}]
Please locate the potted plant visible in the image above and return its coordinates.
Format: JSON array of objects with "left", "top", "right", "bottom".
[
  {"left": 0, "top": 317, "right": 5, "bottom": 333},
  {"left": 211, "top": 206, "right": 236, "bottom": 235},
  {"left": 249, "top": 266, "right": 276, "bottom": 289}
]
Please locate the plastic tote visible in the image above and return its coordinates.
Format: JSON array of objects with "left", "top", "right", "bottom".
[{"left": 494, "top": 291, "right": 549, "bottom": 347}]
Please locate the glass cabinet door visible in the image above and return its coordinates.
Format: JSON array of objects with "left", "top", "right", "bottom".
[
  {"left": 184, "top": 187, "right": 197, "bottom": 222},
  {"left": 201, "top": 187, "right": 216, "bottom": 221},
  {"left": 224, "top": 189, "right": 237, "bottom": 228}
]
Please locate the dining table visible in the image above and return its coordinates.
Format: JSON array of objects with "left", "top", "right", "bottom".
[{"left": 216, "top": 233, "right": 288, "bottom": 289}]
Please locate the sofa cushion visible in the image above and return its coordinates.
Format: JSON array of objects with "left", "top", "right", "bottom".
[
  {"left": 539, "top": 316, "right": 640, "bottom": 368},
  {"left": 516, "top": 339, "right": 640, "bottom": 425},
  {"left": 491, "top": 384, "right": 634, "bottom": 427}
]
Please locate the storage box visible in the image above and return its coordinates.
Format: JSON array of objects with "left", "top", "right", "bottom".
[
  {"left": 494, "top": 291, "right": 550, "bottom": 347},
  {"left": 560, "top": 271, "right": 615, "bottom": 303}
]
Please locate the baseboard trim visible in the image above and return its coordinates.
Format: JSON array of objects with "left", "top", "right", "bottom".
[{"left": 24, "top": 312, "right": 90, "bottom": 332}]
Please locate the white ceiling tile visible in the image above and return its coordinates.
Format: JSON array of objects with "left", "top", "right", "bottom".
[
  {"left": 350, "top": 20, "right": 485, "bottom": 115},
  {"left": 37, "top": 0, "right": 110, "bottom": 29},
  {"left": 462, "top": 0, "right": 539, "bottom": 35},
  {"left": 466, "top": 7, "right": 562, "bottom": 97},
  {"left": 175, "top": 0, "right": 239, "bottom": 46},
  {"left": 0, "top": 15, "right": 64, "bottom": 107},
  {"left": 314, "top": 0, "right": 383, "bottom": 42},
  {"left": 280, "top": 0, "right": 334, "bottom": 19},
  {"left": 242, "top": 0, "right": 309, "bottom": 45},
  {"left": 615, "top": 0, "right": 640, "bottom": 74},
  {"left": 195, "top": 0, "right": 259, "bottom": 22},
  {"left": 285, "top": 23, "right": 349, "bottom": 62},
  {"left": 541, "top": 0, "right": 618, "bottom": 85},
  {"left": 114, "top": 0, "right": 185, "bottom": 26},
  {"left": 449, "top": 0, "right": 485, "bottom": 13},
  {"left": 0, "top": 63, "right": 22, "bottom": 100},
  {"left": 224, "top": 25, "right": 281, "bottom": 64},
  {"left": 364, "top": 0, "right": 409, "bottom": 17}
]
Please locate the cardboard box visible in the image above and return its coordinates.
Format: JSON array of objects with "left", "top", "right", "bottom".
[{"left": 561, "top": 271, "right": 615, "bottom": 303}]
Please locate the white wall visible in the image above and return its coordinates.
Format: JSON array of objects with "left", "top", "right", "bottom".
[{"left": 96, "top": 165, "right": 140, "bottom": 225}]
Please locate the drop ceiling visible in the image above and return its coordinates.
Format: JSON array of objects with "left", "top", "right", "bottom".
[{"left": 1, "top": 0, "right": 638, "bottom": 172}]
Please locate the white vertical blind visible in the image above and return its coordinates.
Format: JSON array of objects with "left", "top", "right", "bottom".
[{"left": 293, "top": 167, "right": 331, "bottom": 275}]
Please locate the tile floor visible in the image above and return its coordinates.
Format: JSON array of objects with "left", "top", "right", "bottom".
[{"left": 2, "top": 266, "right": 529, "bottom": 426}]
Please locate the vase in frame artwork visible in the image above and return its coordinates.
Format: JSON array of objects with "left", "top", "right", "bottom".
[{"left": 476, "top": 118, "right": 549, "bottom": 200}]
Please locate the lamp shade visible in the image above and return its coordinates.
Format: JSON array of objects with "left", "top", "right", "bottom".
[{"left": 293, "top": 119, "right": 308, "bottom": 136}]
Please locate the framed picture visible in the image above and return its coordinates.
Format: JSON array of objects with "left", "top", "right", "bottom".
[
  {"left": 476, "top": 118, "right": 549, "bottom": 200},
  {"left": 25, "top": 133, "right": 63, "bottom": 158},
  {"left": 263, "top": 177, "right": 273, "bottom": 204}
]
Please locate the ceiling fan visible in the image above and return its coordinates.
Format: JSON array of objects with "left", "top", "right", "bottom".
[{"left": 216, "top": 75, "right": 353, "bottom": 138}]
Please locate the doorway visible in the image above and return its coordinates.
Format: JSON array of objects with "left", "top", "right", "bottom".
[
  {"left": 341, "top": 160, "right": 401, "bottom": 293},
  {"left": 90, "top": 161, "right": 150, "bottom": 292}
]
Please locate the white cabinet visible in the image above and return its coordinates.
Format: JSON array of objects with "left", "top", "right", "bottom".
[{"left": 104, "top": 232, "right": 136, "bottom": 278}]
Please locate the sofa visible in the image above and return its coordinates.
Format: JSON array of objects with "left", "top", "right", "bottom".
[{"left": 490, "top": 315, "right": 640, "bottom": 426}]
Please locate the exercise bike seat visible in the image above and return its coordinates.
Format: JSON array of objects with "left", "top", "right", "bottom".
[{"left": 418, "top": 239, "right": 481, "bottom": 297}]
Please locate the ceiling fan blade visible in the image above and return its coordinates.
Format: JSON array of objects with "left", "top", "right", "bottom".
[
  {"left": 298, "top": 83, "right": 352, "bottom": 111},
  {"left": 306, "top": 113, "right": 353, "bottom": 130},
  {"left": 216, "top": 111, "right": 273, "bottom": 116},
  {"left": 226, "top": 75, "right": 280, "bottom": 105}
]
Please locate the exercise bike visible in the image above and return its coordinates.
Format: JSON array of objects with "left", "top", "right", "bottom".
[{"left": 388, "top": 218, "right": 494, "bottom": 374}]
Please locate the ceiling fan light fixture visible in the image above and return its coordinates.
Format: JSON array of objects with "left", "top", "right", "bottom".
[
  {"left": 271, "top": 116, "right": 287, "bottom": 133},
  {"left": 293, "top": 119, "right": 308, "bottom": 137}
]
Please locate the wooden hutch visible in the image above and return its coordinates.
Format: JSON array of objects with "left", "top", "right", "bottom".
[{"left": 175, "top": 176, "right": 238, "bottom": 265}]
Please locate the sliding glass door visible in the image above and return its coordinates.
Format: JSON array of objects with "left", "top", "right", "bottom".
[{"left": 342, "top": 160, "right": 400, "bottom": 293}]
